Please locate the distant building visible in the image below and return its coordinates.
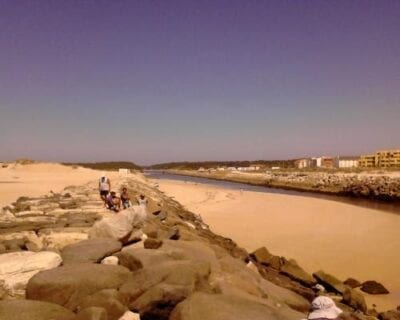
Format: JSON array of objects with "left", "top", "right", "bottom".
[
  {"left": 295, "top": 159, "right": 311, "bottom": 169},
  {"left": 311, "top": 157, "right": 322, "bottom": 167},
  {"left": 217, "top": 167, "right": 226, "bottom": 171},
  {"left": 198, "top": 167, "right": 206, "bottom": 172},
  {"left": 359, "top": 154, "right": 376, "bottom": 168},
  {"left": 376, "top": 150, "right": 400, "bottom": 167},
  {"left": 271, "top": 166, "right": 280, "bottom": 170},
  {"left": 359, "top": 149, "right": 400, "bottom": 168},
  {"left": 336, "top": 156, "right": 359, "bottom": 168},
  {"left": 227, "top": 167, "right": 237, "bottom": 171},
  {"left": 309, "top": 156, "right": 334, "bottom": 168},
  {"left": 321, "top": 157, "right": 334, "bottom": 168},
  {"left": 118, "top": 168, "right": 130, "bottom": 175}
]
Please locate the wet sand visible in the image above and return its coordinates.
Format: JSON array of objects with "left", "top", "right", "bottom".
[{"left": 155, "top": 178, "right": 400, "bottom": 311}]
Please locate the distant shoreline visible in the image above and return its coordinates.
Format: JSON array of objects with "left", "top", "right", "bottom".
[{"left": 149, "top": 169, "right": 400, "bottom": 204}]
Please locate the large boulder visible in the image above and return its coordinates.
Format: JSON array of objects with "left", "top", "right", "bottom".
[
  {"left": 361, "top": 281, "right": 389, "bottom": 294},
  {"left": 313, "top": 270, "right": 348, "bottom": 294},
  {"left": 132, "top": 283, "right": 191, "bottom": 320},
  {"left": 120, "top": 260, "right": 211, "bottom": 308},
  {"left": 0, "top": 299, "right": 75, "bottom": 320},
  {"left": 114, "top": 251, "right": 143, "bottom": 271},
  {"left": 89, "top": 207, "right": 146, "bottom": 243},
  {"left": 75, "top": 307, "right": 108, "bottom": 320},
  {"left": 26, "top": 264, "right": 132, "bottom": 311},
  {"left": 280, "top": 259, "right": 316, "bottom": 287},
  {"left": 251, "top": 247, "right": 274, "bottom": 265},
  {"left": 61, "top": 238, "right": 122, "bottom": 265},
  {"left": 40, "top": 231, "right": 89, "bottom": 251},
  {"left": 0, "top": 251, "right": 62, "bottom": 298},
  {"left": 342, "top": 287, "right": 367, "bottom": 313},
  {"left": 170, "top": 292, "right": 299, "bottom": 320},
  {"left": 344, "top": 278, "right": 362, "bottom": 288},
  {"left": 211, "top": 255, "right": 310, "bottom": 313},
  {"left": 120, "top": 240, "right": 218, "bottom": 270},
  {"left": 379, "top": 310, "right": 400, "bottom": 320},
  {"left": 78, "top": 289, "right": 128, "bottom": 320}
]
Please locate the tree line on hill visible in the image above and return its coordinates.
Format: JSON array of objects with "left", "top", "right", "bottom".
[
  {"left": 64, "top": 162, "right": 142, "bottom": 171},
  {"left": 146, "top": 160, "right": 296, "bottom": 170}
]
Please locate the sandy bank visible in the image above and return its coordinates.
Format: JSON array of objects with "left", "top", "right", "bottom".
[
  {"left": 0, "top": 163, "right": 118, "bottom": 208},
  {"left": 155, "top": 178, "right": 400, "bottom": 311}
]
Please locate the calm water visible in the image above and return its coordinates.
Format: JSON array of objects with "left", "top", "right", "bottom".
[{"left": 145, "top": 170, "right": 400, "bottom": 215}]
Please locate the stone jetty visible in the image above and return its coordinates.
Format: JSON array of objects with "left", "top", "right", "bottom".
[{"left": 0, "top": 172, "right": 399, "bottom": 320}]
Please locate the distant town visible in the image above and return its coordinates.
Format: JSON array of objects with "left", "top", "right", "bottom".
[{"left": 195, "top": 149, "right": 400, "bottom": 172}]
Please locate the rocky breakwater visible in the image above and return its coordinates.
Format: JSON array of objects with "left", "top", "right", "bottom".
[
  {"left": 0, "top": 173, "right": 398, "bottom": 320},
  {"left": 172, "top": 170, "right": 400, "bottom": 202},
  {"left": 262, "top": 172, "right": 400, "bottom": 202}
]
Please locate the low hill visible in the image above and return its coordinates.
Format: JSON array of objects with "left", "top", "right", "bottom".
[{"left": 65, "top": 161, "right": 142, "bottom": 171}]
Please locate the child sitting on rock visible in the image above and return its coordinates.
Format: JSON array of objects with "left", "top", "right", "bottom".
[
  {"left": 106, "top": 191, "right": 121, "bottom": 212},
  {"left": 120, "top": 187, "right": 131, "bottom": 209}
]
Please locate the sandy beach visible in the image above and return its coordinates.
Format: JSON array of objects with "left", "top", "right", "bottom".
[
  {"left": 0, "top": 163, "right": 118, "bottom": 208},
  {"left": 154, "top": 178, "right": 400, "bottom": 311}
]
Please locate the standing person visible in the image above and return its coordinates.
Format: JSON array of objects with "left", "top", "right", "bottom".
[
  {"left": 99, "top": 174, "right": 111, "bottom": 205},
  {"left": 138, "top": 194, "right": 148, "bottom": 208},
  {"left": 120, "top": 187, "right": 131, "bottom": 209}
]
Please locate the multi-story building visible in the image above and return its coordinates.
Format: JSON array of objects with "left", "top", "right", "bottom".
[
  {"left": 359, "top": 154, "right": 376, "bottom": 167},
  {"left": 335, "top": 156, "right": 359, "bottom": 168},
  {"left": 359, "top": 149, "right": 400, "bottom": 168},
  {"left": 376, "top": 150, "right": 400, "bottom": 167}
]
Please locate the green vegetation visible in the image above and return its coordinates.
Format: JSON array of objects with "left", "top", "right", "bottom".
[
  {"left": 15, "top": 158, "right": 36, "bottom": 165},
  {"left": 64, "top": 161, "right": 142, "bottom": 171},
  {"left": 146, "top": 160, "right": 296, "bottom": 170}
]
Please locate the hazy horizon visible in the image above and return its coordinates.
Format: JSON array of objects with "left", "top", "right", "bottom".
[{"left": 1, "top": 1, "right": 399, "bottom": 165}]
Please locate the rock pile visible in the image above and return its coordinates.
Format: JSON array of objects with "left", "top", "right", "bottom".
[
  {"left": 0, "top": 173, "right": 397, "bottom": 320},
  {"left": 180, "top": 170, "right": 400, "bottom": 202}
]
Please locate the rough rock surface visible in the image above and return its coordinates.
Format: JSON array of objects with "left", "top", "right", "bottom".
[
  {"left": 361, "top": 281, "right": 390, "bottom": 295},
  {"left": 0, "top": 299, "right": 75, "bottom": 320},
  {"left": 26, "top": 264, "right": 131, "bottom": 311},
  {"left": 344, "top": 278, "right": 362, "bottom": 288},
  {"left": 75, "top": 307, "right": 108, "bottom": 320},
  {"left": 0, "top": 251, "right": 62, "bottom": 298},
  {"left": 313, "top": 270, "right": 348, "bottom": 294},
  {"left": 343, "top": 287, "right": 368, "bottom": 313},
  {"left": 144, "top": 238, "right": 163, "bottom": 249},
  {"left": 170, "top": 292, "right": 302, "bottom": 320},
  {"left": 379, "top": 310, "right": 400, "bottom": 320},
  {"left": 280, "top": 259, "right": 316, "bottom": 287},
  {"left": 78, "top": 288, "right": 128, "bottom": 320},
  {"left": 61, "top": 238, "right": 122, "bottom": 264},
  {"left": 89, "top": 208, "right": 146, "bottom": 243}
]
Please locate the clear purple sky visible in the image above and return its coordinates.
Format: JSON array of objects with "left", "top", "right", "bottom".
[{"left": 1, "top": 1, "right": 399, "bottom": 165}]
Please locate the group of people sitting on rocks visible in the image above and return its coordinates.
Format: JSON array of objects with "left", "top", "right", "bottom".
[{"left": 98, "top": 174, "right": 147, "bottom": 213}]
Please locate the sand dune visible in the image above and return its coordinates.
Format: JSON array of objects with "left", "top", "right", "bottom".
[
  {"left": 155, "top": 179, "right": 400, "bottom": 311},
  {"left": 0, "top": 162, "right": 118, "bottom": 208}
]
